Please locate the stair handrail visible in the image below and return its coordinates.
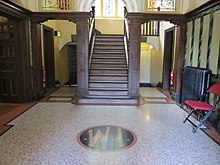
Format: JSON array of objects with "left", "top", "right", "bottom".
[
  {"left": 89, "top": 6, "right": 96, "bottom": 69},
  {"left": 124, "top": 7, "right": 129, "bottom": 66},
  {"left": 89, "top": 6, "right": 95, "bottom": 43},
  {"left": 89, "top": 36, "right": 95, "bottom": 69},
  {"left": 124, "top": 7, "right": 129, "bottom": 41}
]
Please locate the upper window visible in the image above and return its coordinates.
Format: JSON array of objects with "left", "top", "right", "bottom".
[
  {"left": 42, "top": 0, "right": 70, "bottom": 10},
  {"left": 148, "top": 0, "right": 176, "bottom": 11},
  {"left": 92, "top": 0, "right": 126, "bottom": 18}
]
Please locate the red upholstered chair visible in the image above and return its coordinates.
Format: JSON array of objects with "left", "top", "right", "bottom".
[{"left": 183, "top": 83, "right": 220, "bottom": 133}]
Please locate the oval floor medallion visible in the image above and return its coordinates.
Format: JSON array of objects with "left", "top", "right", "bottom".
[{"left": 77, "top": 125, "right": 137, "bottom": 151}]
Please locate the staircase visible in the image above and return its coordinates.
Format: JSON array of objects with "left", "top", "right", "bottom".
[{"left": 79, "top": 35, "right": 138, "bottom": 105}]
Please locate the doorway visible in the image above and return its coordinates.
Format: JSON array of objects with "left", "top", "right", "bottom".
[
  {"left": 162, "top": 27, "right": 175, "bottom": 90},
  {"left": 0, "top": 17, "right": 19, "bottom": 102},
  {"left": 43, "top": 25, "right": 55, "bottom": 88}
]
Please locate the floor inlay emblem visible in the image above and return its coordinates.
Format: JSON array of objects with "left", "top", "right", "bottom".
[{"left": 77, "top": 125, "right": 137, "bottom": 151}]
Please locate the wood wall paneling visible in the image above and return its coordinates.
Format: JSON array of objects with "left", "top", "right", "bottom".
[
  {"left": 0, "top": 21, "right": 19, "bottom": 102},
  {"left": 185, "top": 0, "right": 220, "bottom": 78},
  {"left": 206, "top": 12, "right": 214, "bottom": 69},
  {"left": 209, "top": 10, "right": 220, "bottom": 74},
  {"left": 184, "top": 22, "right": 192, "bottom": 67},
  {"left": 189, "top": 20, "right": 195, "bottom": 66},
  {"left": 197, "top": 16, "right": 204, "bottom": 67},
  {"left": 200, "top": 14, "right": 210, "bottom": 68},
  {"left": 192, "top": 18, "right": 200, "bottom": 67}
]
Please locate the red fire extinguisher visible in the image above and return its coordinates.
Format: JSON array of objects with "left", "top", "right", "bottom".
[
  {"left": 43, "top": 67, "right": 46, "bottom": 82},
  {"left": 170, "top": 71, "right": 174, "bottom": 86}
]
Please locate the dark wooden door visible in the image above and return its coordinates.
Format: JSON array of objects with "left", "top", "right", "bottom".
[
  {"left": 0, "top": 21, "right": 19, "bottom": 102},
  {"left": 162, "top": 27, "right": 174, "bottom": 90},
  {"left": 43, "top": 25, "right": 55, "bottom": 88},
  {"left": 67, "top": 43, "right": 77, "bottom": 85}
]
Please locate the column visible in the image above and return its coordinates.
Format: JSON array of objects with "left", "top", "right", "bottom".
[
  {"left": 31, "top": 22, "right": 44, "bottom": 99},
  {"left": 128, "top": 18, "right": 141, "bottom": 98},
  {"left": 76, "top": 18, "right": 89, "bottom": 98},
  {"left": 172, "top": 23, "right": 187, "bottom": 102}
]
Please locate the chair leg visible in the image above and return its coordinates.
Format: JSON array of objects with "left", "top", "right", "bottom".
[
  {"left": 193, "top": 109, "right": 214, "bottom": 133},
  {"left": 193, "top": 122, "right": 203, "bottom": 133},
  {"left": 183, "top": 109, "right": 194, "bottom": 123}
]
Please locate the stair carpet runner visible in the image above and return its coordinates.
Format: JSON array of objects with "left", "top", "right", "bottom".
[{"left": 83, "top": 35, "right": 135, "bottom": 104}]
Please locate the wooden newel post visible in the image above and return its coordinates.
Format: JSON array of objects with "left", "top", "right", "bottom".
[
  {"left": 128, "top": 18, "right": 141, "bottom": 98},
  {"left": 172, "top": 22, "right": 187, "bottom": 102},
  {"left": 31, "top": 22, "right": 44, "bottom": 99},
  {"left": 76, "top": 17, "right": 89, "bottom": 98}
]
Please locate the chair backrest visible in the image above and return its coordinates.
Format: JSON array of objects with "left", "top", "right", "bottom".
[{"left": 208, "top": 84, "right": 220, "bottom": 96}]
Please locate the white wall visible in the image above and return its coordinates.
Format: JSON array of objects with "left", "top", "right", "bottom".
[
  {"left": 140, "top": 43, "right": 151, "bottom": 83},
  {"left": 181, "top": 0, "right": 210, "bottom": 13},
  {"left": 139, "top": 22, "right": 175, "bottom": 87},
  {"left": 148, "top": 21, "right": 175, "bottom": 86},
  {"left": 43, "top": 20, "right": 75, "bottom": 85},
  {"left": 95, "top": 18, "right": 124, "bottom": 34}
]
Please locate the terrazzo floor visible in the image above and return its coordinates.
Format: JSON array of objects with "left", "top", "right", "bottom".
[{"left": 0, "top": 88, "right": 220, "bottom": 165}]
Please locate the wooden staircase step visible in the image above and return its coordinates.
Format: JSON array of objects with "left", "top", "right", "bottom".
[
  {"left": 94, "top": 46, "right": 124, "bottom": 49},
  {"left": 94, "top": 49, "right": 125, "bottom": 52},
  {"left": 89, "top": 73, "right": 128, "bottom": 77},
  {"left": 90, "top": 62, "right": 127, "bottom": 68},
  {"left": 89, "top": 87, "right": 128, "bottom": 91},
  {"left": 96, "top": 35, "right": 124, "bottom": 37},
  {"left": 89, "top": 88, "right": 128, "bottom": 96},
  {"left": 89, "top": 80, "right": 128, "bottom": 88},
  {"left": 91, "top": 62, "right": 127, "bottom": 64},
  {"left": 95, "top": 42, "right": 124, "bottom": 45},
  {"left": 77, "top": 97, "right": 139, "bottom": 105},
  {"left": 93, "top": 56, "right": 126, "bottom": 59},
  {"left": 88, "top": 91, "right": 128, "bottom": 96},
  {"left": 89, "top": 83, "right": 128, "bottom": 88},
  {"left": 92, "top": 58, "right": 126, "bottom": 62},
  {"left": 89, "top": 80, "right": 128, "bottom": 83},
  {"left": 90, "top": 70, "right": 128, "bottom": 74},
  {"left": 94, "top": 45, "right": 125, "bottom": 49},
  {"left": 85, "top": 95, "right": 131, "bottom": 99},
  {"left": 90, "top": 64, "right": 127, "bottom": 68},
  {"left": 89, "top": 74, "right": 128, "bottom": 81},
  {"left": 93, "top": 52, "right": 125, "bottom": 55},
  {"left": 90, "top": 76, "right": 128, "bottom": 81},
  {"left": 95, "top": 36, "right": 123, "bottom": 39},
  {"left": 93, "top": 54, "right": 126, "bottom": 58},
  {"left": 90, "top": 68, "right": 128, "bottom": 74}
]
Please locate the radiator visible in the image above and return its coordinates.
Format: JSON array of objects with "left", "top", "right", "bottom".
[{"left": 181, "top": 66, "right": 212, "bottom": 104}]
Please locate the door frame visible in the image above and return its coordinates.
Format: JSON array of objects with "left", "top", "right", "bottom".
[
  {"left": 162, "top": 27, "right": 175, "bottom": 90},
  {"left": 43, "top": 25, "right": 55, "bottom": 88}
]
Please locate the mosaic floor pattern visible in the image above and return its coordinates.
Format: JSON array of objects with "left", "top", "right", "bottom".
[{"left": 0, "top": 103, "right": 219, "bottom": 165}]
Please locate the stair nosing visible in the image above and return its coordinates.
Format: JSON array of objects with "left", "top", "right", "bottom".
[
  {"left": 91, "top": 62, "right": 127, "bottom": 64},
  {"left": 89, "top": 73, "right": 128, "bottom": 75},
  {"left": 89, "top": 80, "right": 128, "bottom": 83},
  {"left": 93, "top": 52, "right": 125, "bottom": 54},
  {"left": 85, "top": 95, "right": 132, "bottom": 99},
  {"left": 90, "top": 67, "right": 128, "bottom": 70},
  {"left": 89, "top": 88, "right": 128, "bottom": 91}
]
